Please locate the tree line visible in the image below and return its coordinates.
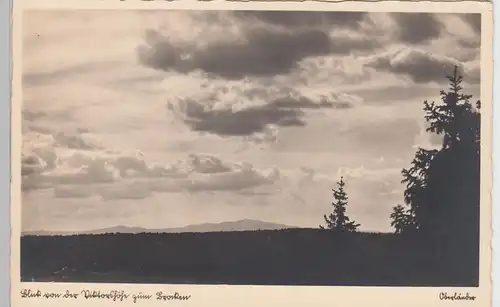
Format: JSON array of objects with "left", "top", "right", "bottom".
[{"left": 321, "top": 66, "right": 481, "bottom": 245}]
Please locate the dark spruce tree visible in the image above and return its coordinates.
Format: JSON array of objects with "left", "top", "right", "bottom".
[
  {"left": 422, "top": 67, "right": 480, "bottom": 252},
  {"left": 320, "top": 177, "right": 360, "bottom": 232},
  {"left": 390, "top": 66, "right": 480, "bottom": 283}
]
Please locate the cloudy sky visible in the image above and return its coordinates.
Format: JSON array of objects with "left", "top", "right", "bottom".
[{"left": 21, "top": 10, "right": 481, "bottom": 233}]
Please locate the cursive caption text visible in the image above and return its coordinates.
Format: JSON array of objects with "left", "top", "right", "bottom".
[
  {"left": 439, "top": 292, "right": 476, "bottom": 301},
  {"left": 20, "top": 289, "right": 191, "bottom": 303}
]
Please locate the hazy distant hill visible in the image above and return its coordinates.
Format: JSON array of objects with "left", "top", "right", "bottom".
[{"left": 22, "top": 219, "right": 296, "bottom": 236}]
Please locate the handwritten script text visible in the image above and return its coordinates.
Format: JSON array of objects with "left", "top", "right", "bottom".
[{"left": 20, "top": 288, "right": 191, "bottom": 303}]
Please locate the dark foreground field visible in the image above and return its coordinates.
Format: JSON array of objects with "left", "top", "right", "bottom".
[{"left": 21, "top": 229, "right": 479, "bottom": 286}]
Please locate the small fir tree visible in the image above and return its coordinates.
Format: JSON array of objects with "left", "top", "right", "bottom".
[
  {"left": 390, "top": 204, "right": 417, "bottom": 234},
  {"left": 320, "top": 177, "right": 360, "bottom": 232}
]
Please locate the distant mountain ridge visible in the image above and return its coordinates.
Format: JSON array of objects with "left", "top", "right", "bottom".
[{"left": 22, "top": 219, "right": 297, "bottom": 236}]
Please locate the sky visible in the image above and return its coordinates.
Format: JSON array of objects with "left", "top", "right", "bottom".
[{"left": 20, "top": 10, "right": 481, "bottom": 233}]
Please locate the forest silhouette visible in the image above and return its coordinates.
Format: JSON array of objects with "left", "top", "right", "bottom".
[{"left": 21, "top": 68, "right": 480, "bottom": 286}]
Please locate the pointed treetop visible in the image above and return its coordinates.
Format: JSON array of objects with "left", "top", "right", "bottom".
[{"left": 322, "top": 176, "right": 359, "bottom": 232}]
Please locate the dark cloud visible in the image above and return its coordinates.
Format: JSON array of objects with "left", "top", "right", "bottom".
[
  {"left": 171, "top": 99, "right": 305, "bottom": 136},
  {"left": 169, "top": 90, "right": 356, "bottom": 137},
  {"left": 232, "top": 11, "right": 368, "bottom": 29},
  {"left": 198, "top": 29, "right": 331, "bottom": 79},
  {"left": 138, "top": 23, "right": 379, "bottom": 79},
  {"left": 366, "top": 48, "right": 478, "bottom": 84},
  {"left": 462, "top": 14, "right": 481, "bottom": 34},
  {"left": 139, "top": 28, "right": 331, "bottom": 79},
  {"left": 391, "top": 13, "right": 444, "bottom": 44}
]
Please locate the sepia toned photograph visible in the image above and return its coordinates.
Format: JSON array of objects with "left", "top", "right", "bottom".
[{"left": 18, "top": 8, "right": 485, "bottom": 289}]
